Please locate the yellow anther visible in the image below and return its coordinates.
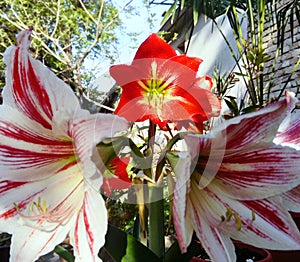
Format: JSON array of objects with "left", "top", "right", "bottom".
[
  {"left": 252, "top": 210, "right": 256, "bottom": 221},
  {"left": 225, "top": 206, "right": 233, "bottom": 222},
  {"left": 42, "top": 200, "right": 47, "bottom": 214},
  {"left": 221, "top": 206, "right": 243, "bottom": 231},
  {"left": 233, "top": 212, "right": 242, "bottom": 231},
  {"left": 29, "top": 202, "right": 35, "bottom": 212}
]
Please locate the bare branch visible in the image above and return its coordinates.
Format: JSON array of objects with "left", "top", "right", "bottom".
[
  {"left": 78, "top": 0, "right": 134, "bottom": 66},
  {"left": 37, "top": 30, "right": 73, "bottom": 65},
  {"left": 50, "top": 0, "right": 61, "bottom": 38},
  {"left": 78, "top": 0, "right": 97, "bottom": 24},
  {"left": 82, "top": 92, "right": 115, "bottom": 112}
]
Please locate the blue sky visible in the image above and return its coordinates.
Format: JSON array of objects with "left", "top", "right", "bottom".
[
  {"left": 88, "top": 1, "right": 168, "bottom": 92},
  {"left": 114, "top": 0, "right": 168, "bottom": 62}
]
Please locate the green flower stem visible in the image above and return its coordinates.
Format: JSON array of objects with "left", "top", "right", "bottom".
[
  {"left": 147, "top": 120, "right": 165, "bottom": 260},
  {"left": 149, "top": 185, "right": 165, "bottom": 260}
]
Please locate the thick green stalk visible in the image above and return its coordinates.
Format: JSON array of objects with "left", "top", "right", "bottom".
[
  {"left": 149, "top": 185, "right": 165, "bottom": 260},
  {"left": 147, "top": 120, "right": 165, "bottom": 260}
]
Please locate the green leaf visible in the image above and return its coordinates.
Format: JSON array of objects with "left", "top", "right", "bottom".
[
  {"left": 54, "top": 245, "right": 75, "bottom": 262},
  {"left": 192, "top": 0, "right": 200, "bottom": 25},
  {"left": 165, "top": 239, "right": 201, "bottom": 262},
  {"left": 102, "top": 224, "right": 160, "bottom": 262},
  {"left": 160, "top": 0, "right": 178, "bottom": 26},
  {"left": 224, "top": 97, "right": 239, "bottom": 116},
  {"left": 96, "top": 136, "right": 129, "bottom": 166},
  {"left": 241, "top": 105, "right": 259, "bottom": 114}
]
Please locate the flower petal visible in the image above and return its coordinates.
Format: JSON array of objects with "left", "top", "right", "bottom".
[
  {"left": 0, "top": 167, "right": 84, "bottom": 261},
  {"left": 191, "top": 210, "right": 236, "bottom": 262},
  {"left": 168, "top": 85, "right": 221, "bottom": 123},
  {"left": 281, "top": 186, "right": 300, "bottom": 212},
  {"left": 215, "top": 94, "right": 295, "bottom": 150},
  {"left": 168, "top": 152, "right": 194, "bottom": 252},
  {"left": 184, "top": 95, "right": 300, "bottom": 197},
  {"left": 160, "top": 55, "right": 202, "bottom": 89},
  {"left": 3, "top": 30, "right": 79, "bottom": 130},
  {"left": 190, "top": 182, "right": 300, "bottom": 252},
  {"left": 9, "top": 217, "right": 74, "bottom": 262},
  {"left": 101, "top": 156, "right": 131, "bottom": 196},
  {"left": 70, "top": 185, "right": 107, "bottom": 261},
  {"left": 213, "top": 144, "right": 300, "bottom": 199},
  {"left": 0, "top": 107, "right": 76, "bottom": 181},
  {"left": 232, "top": 197, "right": 300, "bottom": 250},
  {"left": 0, "top": 165, "right": 83, "bottom": 230},
  {"left": 275, "top": 105, "right": 300, "bottom": 149},
  {"left": 69, "top": 112, "right": 128, "bottom": 188},
  {"left": 133, "top": 33, "right": 177, "bottom": 60}
]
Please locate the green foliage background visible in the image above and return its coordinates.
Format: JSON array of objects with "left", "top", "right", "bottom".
[{"left": 0, "top": 0, "right": 127, "bottom": 93}]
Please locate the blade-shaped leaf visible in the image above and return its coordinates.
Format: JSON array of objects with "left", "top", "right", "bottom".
[
  {"left": 102, "top": 224, "right": 160, "bottom": 262},
  {"left": 54, "top": 245, "right": 75, "bottom": 262},
  {"left": 165, "top": 239, "right": 201, "bottom": 262}
]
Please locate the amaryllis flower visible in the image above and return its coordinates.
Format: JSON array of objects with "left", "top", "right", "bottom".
[
  {"left": 0, "top": 30, "right": 128, "bottom": 261},
  {"left": 274, "top": 106, "right": 300, "bottom": 212},
  {"left": 169, "top": 93, "right": 300, "bottom": 262},
  {"left": 110, "top": 33, "right": 220, "bottom": 128},
  {"left": 101, "top": 156, "right": 131, "bottom": 196}
]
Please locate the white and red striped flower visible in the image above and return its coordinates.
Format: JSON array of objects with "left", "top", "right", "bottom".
[
  {"left": 169, "top": 93, "right": 300, "bottom": 262},
  {"left": 0, "top": 30, "right": 128, "bottom": 261},
  {"left": 274, "top": 104, "right": 300, "bottom": 212}
]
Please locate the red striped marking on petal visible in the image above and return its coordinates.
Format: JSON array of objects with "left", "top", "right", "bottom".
[
  {"left": 13, "top": 49, "right": 52, "bottom": 129},
  {"left": 74, "top": 214, "right": 81, "bottom": 256},
  {"left": 83, "top": 198, "right": 95, "bottom": 256},
  {"left": 0, "top": 144, "right": 75, "bottom": 168},
  {"left": 0, "top": 180, "right": 27, "bottom": 194},
  {"left": 0, "top": 181, "right": 27, "bottom": 219},
  {"left": 243, "top": 199, "right": 287, "bottom": 232},
  {"left": 0, "top": 120, "right": 71, "bottom": 146}
]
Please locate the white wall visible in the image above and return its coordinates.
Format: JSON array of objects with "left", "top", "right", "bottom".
[
  {"left": 185, "top": 11, "right": 249, "bottom": 118},
  {"left": 186, "top": 11, "right": 248, "bottom": 77}
]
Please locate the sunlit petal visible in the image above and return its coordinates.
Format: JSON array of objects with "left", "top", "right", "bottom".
[
  {"left": 0, "top": 107, "right": 75, "bottom": 181},
  {"left": 69, "top": 112, "right": 128, "bottom": 188},
  {"left": 133, "top": 33, "right": 177, "bottom": 60},
  {"left": 70, "top": 185, "right": 107, "bottom": 262},
  {"left": 3, "top": 30, "right": 79, "bottom": 130},
  {"left": 275, "top": 103, "right": 300, "bottom": 149},
  {"left": 232, "top": 197, "right": 300, "bottom": 250}
]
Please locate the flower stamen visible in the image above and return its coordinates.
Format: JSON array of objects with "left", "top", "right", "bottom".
[
  {"left": 221, "top": 206, "right": 243, "bottom": 231},
  {"left": 14, "top": 198, "right": 76, "bottom": 227}
]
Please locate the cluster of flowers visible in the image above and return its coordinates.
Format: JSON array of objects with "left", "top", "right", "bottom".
[{"left": 0, "top": 30, "right": 299, "bottom": 262}]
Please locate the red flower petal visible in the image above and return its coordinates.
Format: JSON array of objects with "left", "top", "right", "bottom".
[
  {"left": 110, "top": 34, "right": 221, "bottom": 127},
  {"left": 11, "top": 30, "right": 53, "bottom": 129},
  {"left": 101, "top": 156, "right": 131, "bottom": 196},
  {"left": 169, "top": 55, "right": 202, "bottom": 74},
  {"left": 111, "top": 156, "right": 130, "bottom": 182},
  {"left": 133, "top": 33, "right": 177, "bottom": 60}
]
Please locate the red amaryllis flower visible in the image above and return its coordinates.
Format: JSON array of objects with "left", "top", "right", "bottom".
[
  {"left": 101, "top": 156, "right": 131, "bottom": 196},
  {"left": 110, "top": 33, "right": 220, "bottom": 128}
]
